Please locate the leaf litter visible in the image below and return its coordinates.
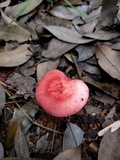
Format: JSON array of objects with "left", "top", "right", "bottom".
[{"left": 0, "top": 0, "right": 120, "bottom": 159}]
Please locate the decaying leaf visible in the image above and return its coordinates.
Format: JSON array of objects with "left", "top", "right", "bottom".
[
  {"left": 84, "top": 6, "right": 102, "bottom": 23},
  {"left": 36, "top": 14, "right": 74, "bottom": 30},
  {"left": 53, "top": 146, "right": 81, "bottom": 160},
  {"left": 35, "top": 134, "right": 48, "bottom": 153},
  {"left": 85, "top": 104, "right": 101, "bottom": 115},
  {"left": 0, "top": 83, "right": 5, "bottom": 115},
  {"left": 5, "top": 0, "right": 43, "bottom": 17},
  {"left": 0, "top": 0, "right": 11, "bottom": 8},
  {"left": 44, "top": 26, "right": 94, "bottom": 44},
  {"left": 1, "top": 8, "right": 33, "bottom": 41},
  {"left": 4, "top": 109, "right": 24, "bottom": 149},
  {"left": 75, "top": 44, "right": 95, "bottom": 62},
  {"left": 98, "top": 128, "right": 120, "bottom": 160},
  {"left": 15, "top": 126, "right": 30, "bottom": 158},
  {"left": 111, "top": 42, "right": 120, "bottom": 50},
  {"left": 93, "top": 91, "right": 115, "bottom": 105},
  {"left": 62, "top": 123, "right": 84, "bottom": 151},
  {"left": 84, "top": 63, "right": 101, "bottom": 75},
  {"left": 1, "top": 8, "right": 18, "bottom": 25},
  {"left": 72, "top": 54, "right": 85, "bottom": 77},
  {"left": 6, "top": 72, "right": 35, "bottom": 98},
  {"left": 0, "top": 142, "right": 4, "bottom": 158},
  {"left": 64, "top": 53, "right": 74, "bottom": 63},
  {"left": 19, "top": 60, "right": 35, "bottom": 77},
  {"left": 105, "top": 107, "right": 116, "bottom": 120},
  {"left": 0, "top": 158, "right": 36, "bottom": 160},
  {"left": 84, "top": 30, "right": 119, "bottom": 40},
  {"left": 42, "top": 38, "right": 77, "bottom": 59},
  {"left": 37, "top": 59, "right": 60, "bottom": 81},
  {"left": 82, "top": 75, "right": 120, "bottom": 98},
  {"left": 0, "top": 44, "right": 33, "bottom": 67},
  {"left": 75, "top": 19, "right": 98, "bottom": 34},
  {"left": 0, "top": 25, "right": 31, "bottom": 42},
  {"left": 50, "top": 5, "right": 88, "bottom": 20},
  {"left": 4, "top": 103, "right": 38, "bottom": 149},
  {"left": 96, "top": 44, "right": 120, "bottom": 80},
  {"left": 96, "top": 0, "right": 118, "bottom": 30},
  {"left": 44, "top": 25, "right": 82, "bottom": 43},
  {"left": 88, "top": 0, "right": 103, "bottom": 13}
]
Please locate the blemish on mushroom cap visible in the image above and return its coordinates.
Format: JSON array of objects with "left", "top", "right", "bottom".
[{"left": 36, "top": 70, "right": 89, "bottom": 117}]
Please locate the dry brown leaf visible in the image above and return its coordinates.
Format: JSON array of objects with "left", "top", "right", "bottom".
[
  {"left": 37, "top": 59, "right": 60, "bottom": 81},
  {"left": 93, "top": 91, "right": 115, "bottom": 105},
  {"left": 84, "top": 6, "right": 102, "bottom": 23},
  {"left": 50, "top": 6, "right": 79, "bottom": 20},
  {"left": 50, "top": 5, "right": 88, "bottom": 20},
  {"left": 72, "top": 54, "right": 85, "bottom": 77},
  {"left": 36, "top": 14, "right": 74, "bottom": 30},
  {"left": 4, "top": 110, "right": 24, "bottom": 149},
  {"left": 0, "top": 142, "right": 4, "bottom": 158},
  {"left": 88, "top": 0, "right": 103, "bottom": 13},
  {"left": 20, "top": 60, "right": 35, "bottom": 77},
  {"left": 76, "top": 19, "right": 98, "bottom": 34},
  {"left": 96, "top": 0, "right": 118, "bottom": 30},
  {"left": 59, "top": 55, "right": 71, "bottom": 67},
  {"left": 5, "top": 103, "right": 38, "bottom": 149},
  {"left": 44, "top": 26, "right": 82, "bottom": 43},
  {"left": 84, "top": 63, "right": 101, "bottom": 75},
  {"left": 44, "top": 26, "right": 94, "bottom": 44},
  {"left": 0, "top": 25, "right": 31, "bottom": 42},
  {"left": 42, "top": 38, "right": 77, "bottom": 58},
  {"left": 85, "top": 104, "right": 101, "bottom": 115},
  {"left": 96, "top": 44, "right": 120, "bottom": 80},
  {"left": 62, "top": 123, "right": 84, "bottom": 151},
  {"left": 0, "top": 84, "right": 5, "bottom": 116},
  {"left": 5, "top": 0, "right": 43, "bottom": 17},
  {"left": 0, "top": 158, "right": 36, "bottom": 160},
  {"left": 35, "top": 134, "right": 48, "bottom": 153},
  {"left": 111, "top": 42, "right": 120, "bottom": 50},
  {"left": 75, "top": 44, "right": 95, "bottom": 61},
  {"left": 15, "top": 126, "right": 30, "bottom": 158},
  {"left": 0, "top": 0, "right": 10, "bottom": 8},
  {"left": 0, "top": 8, "right": 17, "bottom": 25},
  {"left": 53, "top": 146, "right": 81, "bottom": 160},
  {"left": 98, "top": 128, "right": 120, "bottom": 160},
  {"left": 6, "top": 72, "right": 35, "bottom": 98},
  {"left": 84, "top": 30, "right": 119, "bottom": 40},
  {"left": 64, "top": 53, "right": 74, "bottom": 63},
  {"left": 0, "top": 9, "right": 33, "bottom": 42},
  {"left": 82, "top": 76, "right": 120, "bottom": 98},
  {"left": 0, "top": 44, "right": 33, "bottom": 67}
]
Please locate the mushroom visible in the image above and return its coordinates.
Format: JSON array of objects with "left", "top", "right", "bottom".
[{"left": 36, "top": 70, "right": 89, "bottom": 117}]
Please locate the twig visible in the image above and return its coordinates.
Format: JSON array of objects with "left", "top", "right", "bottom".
[{"left": 0, "top": 81, "right": 63, "bottom": 134}]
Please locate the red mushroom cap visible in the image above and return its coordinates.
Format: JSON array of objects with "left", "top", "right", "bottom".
[{"left": 36, "top": 70, "right": 89, "bottom": 117}]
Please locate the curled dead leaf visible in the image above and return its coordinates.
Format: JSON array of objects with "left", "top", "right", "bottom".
[
  {"left": 0, "top": 44, "right": 33, "bottom": 67},
  {"left": 96, "top": 44, "right": 120, "bottom": 80}
]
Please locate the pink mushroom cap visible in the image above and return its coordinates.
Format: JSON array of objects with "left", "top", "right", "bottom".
[{"left": 36, "top": 70, "right": 89, "bottom": 117}]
